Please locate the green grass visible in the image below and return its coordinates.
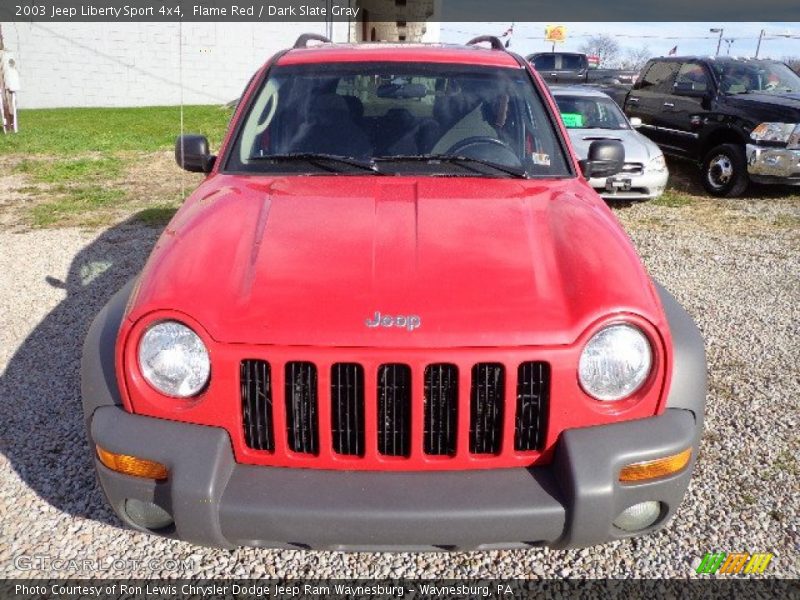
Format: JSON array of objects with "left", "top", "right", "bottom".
[
  {"left": 0, "top": 105, "right": 232, "bottom": 155},
  {"left": 134, "top": 205, "right": 179, "bottom": 227},
  {"left": 30, "top": 186, "right": 126, "bottom": 227},
  {"left": 16, "top": 156, "right": 123, "bottom": 183},
  {"left": 651, "top": 190, "right": 695, "bottom": 208}
]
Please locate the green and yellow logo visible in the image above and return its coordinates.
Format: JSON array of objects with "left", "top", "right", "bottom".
[{"left": 696, "top": 552, "right": 773, "bottom": 575}]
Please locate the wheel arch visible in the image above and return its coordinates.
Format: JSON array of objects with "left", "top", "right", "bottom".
[{"left": 699, "top": 125, "right": 748, "bottom": 156}]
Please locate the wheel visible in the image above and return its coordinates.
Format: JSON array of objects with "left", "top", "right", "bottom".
[{"left": 701, "top": 143, "right": 749, "bottom": 197}]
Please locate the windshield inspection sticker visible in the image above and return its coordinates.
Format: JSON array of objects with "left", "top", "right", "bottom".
[
  {"left": 561, "top": 112, "right": 584, "bottom": 128},
  {"left": 531, "top": 152, "right": 551, "bottom": 166}
]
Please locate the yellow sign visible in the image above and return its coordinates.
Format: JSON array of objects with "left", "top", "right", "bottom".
[{"left": 545, "top": 25, "right": 567, "bottom": 43}]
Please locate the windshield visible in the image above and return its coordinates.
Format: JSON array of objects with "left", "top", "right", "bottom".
[
  {"left": 713, "top": 61, "right": 800, "bottom": 94},
  {"left": 225, "top": 62, "right": 570, "bottom": 178},
  {"left": 554, "top": 94, "right": 630, "bottom": 130}
]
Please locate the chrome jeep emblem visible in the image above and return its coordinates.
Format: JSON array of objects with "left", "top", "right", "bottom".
[{"left": 365, "top": 311, "right": 421, "bottom": 331}]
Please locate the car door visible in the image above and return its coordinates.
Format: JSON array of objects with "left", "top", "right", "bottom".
[
  {"left": 625, "top": 60, "right": 680, "bottom": 147},
  {"left": 660, "top": 61, "right": 713, "bottom": 157}
]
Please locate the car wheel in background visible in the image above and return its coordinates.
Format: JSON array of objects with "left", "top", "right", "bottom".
[{"left": 702, "top": 143, "right": 749, "bottom": 197}]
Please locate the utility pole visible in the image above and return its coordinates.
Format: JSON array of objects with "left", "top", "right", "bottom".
[
  {"left": 723, "top": 38, "right": 734, "bottom": 55},
  {"left": 710, "top": 28, "right": 724, "bottom": 56},
  {"left": 756, "top": 29, "right": 765, "bottom": 57}
]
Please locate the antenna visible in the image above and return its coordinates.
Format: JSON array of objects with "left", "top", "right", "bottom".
[{"left": 466, "top": 36, "right": 506, "bottom": 51}]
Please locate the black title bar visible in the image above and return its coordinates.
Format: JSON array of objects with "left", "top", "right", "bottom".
[{"left": 3, "top": 0, "right": 800, "bottom": 22}]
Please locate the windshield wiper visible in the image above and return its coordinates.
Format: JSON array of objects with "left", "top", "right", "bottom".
[
  {"left": 374, "top": 154, "right": 528, "bottom": 178},
  {"left": 248, "top": 153, "right": 382, "bottom": 174}
]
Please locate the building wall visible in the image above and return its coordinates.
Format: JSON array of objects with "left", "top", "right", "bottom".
[
  {"left": 1, "top": 21, "right": 352, "bottom": 109},
  {"left": 349, "top": 0, "right": 439, "bottom": 42}
]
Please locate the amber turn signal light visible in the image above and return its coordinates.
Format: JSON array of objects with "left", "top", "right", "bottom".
[
  {"left": 619, "top": 448, "right": 692, "bottom": 483},
  {"left": 96, "top": 445, "right": 168, "bottom": 481}
]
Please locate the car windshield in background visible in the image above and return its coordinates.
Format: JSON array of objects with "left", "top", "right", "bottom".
[
  {"left": 554, "top": 95, "right": 630, "bottom": 130},
  {"left": 713, "top": 61, "right": 800, "bottom": 95},
  {"left": 225, "top": 62, "right": 570, "bottom": 178}
]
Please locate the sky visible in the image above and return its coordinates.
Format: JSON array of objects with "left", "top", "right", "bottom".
[{"left": 439, "top": 22, "right": 800, "bottom": 61}]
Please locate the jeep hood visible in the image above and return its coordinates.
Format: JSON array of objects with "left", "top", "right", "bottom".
[{"left": 129, "top": 175, "right": 664, "bottom": 348}]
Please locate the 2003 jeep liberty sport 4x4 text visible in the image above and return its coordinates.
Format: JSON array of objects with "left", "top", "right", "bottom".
[{"left": 81, "top": 35, "right": 707, "bottom": 551}]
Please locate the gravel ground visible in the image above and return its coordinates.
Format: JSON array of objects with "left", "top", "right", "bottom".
[{"left": 0, "top": 194, "right": 798, "bottom": 579}]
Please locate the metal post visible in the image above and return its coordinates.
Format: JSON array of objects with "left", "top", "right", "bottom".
[
  {"left": 709, "top": 28, "right": 724, "bottom": 57},
  {"left": 755, "top": 29, "right": 765, "bottom": 57}
]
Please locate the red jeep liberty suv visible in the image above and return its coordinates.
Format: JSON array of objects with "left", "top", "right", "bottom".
[{"left": 82, "top": 35, "right": 706, "bottom": 550}]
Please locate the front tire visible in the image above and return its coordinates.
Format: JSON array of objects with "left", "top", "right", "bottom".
[{"left": 701, "top": 143, "right": 749, "bottom": 197}]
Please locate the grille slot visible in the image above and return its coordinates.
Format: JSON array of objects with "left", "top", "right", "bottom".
[
  {"left": 331, "top": 363, "right": 365, "bottom": 456},
  {"left": 285, "top": 362, "right": 319, "bottom": 454},
  {"left": 515, "top": 362, "right": 550, "bottom": 451},
  {"left": 377, "top": 364, "right": 412, "bottom": 457},
  {"left": 241, "top": 360, "right": 274, "bottom": 451},
  {"left": 470, "top": 363, "right": 505, "bottom": 454},
  {"left": 424, "top": 364, "right": 458, "bottom": 456}
]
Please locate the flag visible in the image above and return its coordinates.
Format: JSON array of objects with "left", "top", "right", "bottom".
[
  {"left": 668, "top": 45, "right": 678, "bottom": 55},
  {"left": 501, "top": 23, "right": 514, "bottom": 48}
]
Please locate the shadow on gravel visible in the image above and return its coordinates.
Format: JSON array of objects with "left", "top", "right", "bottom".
[{"left": 0, "top": 214, "right": 162, "bottom": 527}]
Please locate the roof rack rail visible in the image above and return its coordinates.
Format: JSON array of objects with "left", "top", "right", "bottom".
[
  {"left": 466, "top": 36, "right": 506, "bottom": 51},
  {"left": 294, "top": 33, "right": 332, "bottom": 49}
]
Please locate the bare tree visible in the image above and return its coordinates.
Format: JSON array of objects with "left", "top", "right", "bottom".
[
  {"left": 579, "top": 34, "right": 621, "bottom": 67},
  {"left": 781, "top": 56, "right": 800, "bottom": 74},
  {"left": 619, "top": 46, "right": 652, "bottom": 71}
]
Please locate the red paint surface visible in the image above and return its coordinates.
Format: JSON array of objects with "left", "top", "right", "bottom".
[{"left": 117, "top": 45, "right": 674, "bottom": 471}]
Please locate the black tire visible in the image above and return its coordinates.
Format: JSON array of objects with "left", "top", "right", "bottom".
[{"left": 701, "top": 143, "right": 749, "bottom": 197}]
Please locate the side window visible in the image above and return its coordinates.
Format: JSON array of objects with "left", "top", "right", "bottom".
[
  {"left": 674, "top": 63, "right": 710, "bottom": 92},
  {"left": 639, "top": 61, "right": 679, "bottom": 93},
  {"left": 533, "top": 55, "right": 556, "bottom": 70}
]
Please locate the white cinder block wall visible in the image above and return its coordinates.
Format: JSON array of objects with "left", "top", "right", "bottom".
[{"left": 2, "top": 22, "right": 353, "bottom": 108}]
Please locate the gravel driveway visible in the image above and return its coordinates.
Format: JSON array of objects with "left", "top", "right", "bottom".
[{"left": 0, "top": 196, "right": 797, "bottom": 579}]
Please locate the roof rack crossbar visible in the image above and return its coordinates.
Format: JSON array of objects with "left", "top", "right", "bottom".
[
  {"left": 294, "top": 33, "right": 332, "bottom": 49},
  {"left": 466, "top": 36, "right": 506, "bottom": 51}
]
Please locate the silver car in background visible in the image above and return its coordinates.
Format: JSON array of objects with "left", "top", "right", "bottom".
[{"left": 551, "top": 86, "right": 668, "bottom": 201}]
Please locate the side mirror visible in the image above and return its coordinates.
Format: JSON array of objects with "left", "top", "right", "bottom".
[
  {"left": 629, "top": 116, "right": 643, "bottom": 128},
  {"left": 175, "top": 134, "right": 215, "bottom": 173},
  {"left": 673, "top": 81, "right": 709, "bottom": 98},
  {"left": 579, "top": 140, "right": 625, "bottom": 179}
]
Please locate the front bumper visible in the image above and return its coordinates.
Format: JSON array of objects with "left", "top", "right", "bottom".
[
  {"left": 746, "top": 144, "right": 800, "bottom": 184},
  {"left": 90, "top": 406, "right": 700, "bottom": 551},
  {"left": 588, "top": 168, "right": 669, "bottom": 201}
]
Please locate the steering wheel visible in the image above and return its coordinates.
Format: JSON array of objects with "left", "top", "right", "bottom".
[{"left": 444, "top": 136, "right": 522, "bottom": 168}]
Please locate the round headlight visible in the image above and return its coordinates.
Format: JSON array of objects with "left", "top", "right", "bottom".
[
  {"left": 578, "top": 324, "right": 652, "bottom": 401},
  {"left": 138, "top": 321, "right": 210, "bottom": 398}
]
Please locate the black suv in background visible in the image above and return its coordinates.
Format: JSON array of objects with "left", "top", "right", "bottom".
[{"left": 622, "top": 57, "right": 800, "bottom": 196}]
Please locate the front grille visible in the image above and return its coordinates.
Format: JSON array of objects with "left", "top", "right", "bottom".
[
  {"left": 515, "top": 362, "right": 550, "bottom": 451},
  {"left": 331, "top": 363, "right": 365, "bottom": 456},
  {"left": 377, "top": 364, "right": 412, "bottom": 457},
  {"left": 285, "top": 362, "right": 319, "bottom": 454},
  {"left": 423, "top": 364, "right": 458, "bottom": 456},
  {"left": 241, "top": 360, "right": 274, "bottom": 451},
  {"left": 621, "top": 162, "right": 644, "bottom": 176},
  {"left": 240, "top": 358, "right": 550, "bottom": 467},
  {"left": 470, "top": 363, "right": 505, "bottom": 454}
]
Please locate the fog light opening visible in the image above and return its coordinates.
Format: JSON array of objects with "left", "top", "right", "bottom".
[
  {"left": 124, "top": 498, "right": 174, "bottom": 531},
  {"left": 613, "top": 501, "right": 663, "bottom": 532}
]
